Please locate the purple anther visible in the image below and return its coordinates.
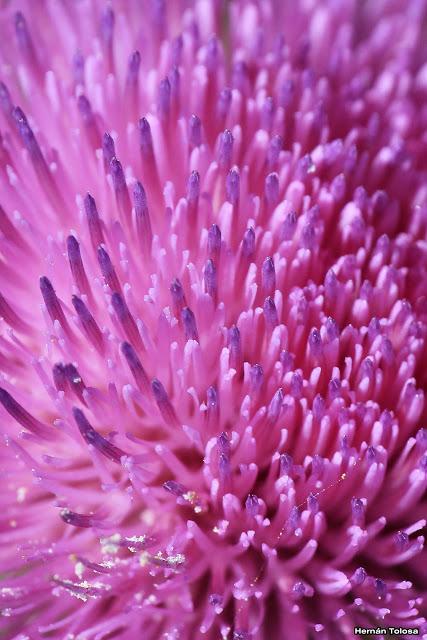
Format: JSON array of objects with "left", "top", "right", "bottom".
[
  {"left": 14, "top": 11, "right": 34, "bottom": 55},
  {"left": 359, "top": 280, "right": 373, "bottom": 301},
  {"left": 381, "top": 337, "right": 394, "bottom": 364},
  {"left": 300, "top": 223, "right": 316, "bottom": 250},
  {"left": 84, "top": 193, "right": 105, "bottom": 250},
  {"left": 207, "top": 224, "right": 221, "bottom": 260},
  {"left": 226, "top": 168, "right": 240, "bottom": 205},
  {"left": 281, "top": 211, "right": 297, "bottom": 241},
  {"left": 261, "top": 96, "right": 275, "bottom": 131},
  {"left": 187, "top": 170, "right": 200, "bottom": 202},
  {"left": 102, "top": 133, "right": 115, "bottom": 173},
  {"left": 280, "top": 350, "right": 294, "bottom": 373},
  {"left": 309, "top": 328, "right": 322, "bottom": 357},
  {"left": 12, "top": 106, "right": 27, "bottom": 126},
  {"left": 67, "top": 235, "right": 89, "bottom": 296},
  {"left": 73, "top": 407, "right": 125, "bottom": 463},
  {"left": 111, "top": 157, "right": 131, "bottom": 218},
  {"left": 206, "top": 386, "right": 219, "bottom": 423},
  {"left": 170, "top": 35, "right": 183, "bottom": 66},
  {"left": 296, "top": 154, "right": 315, "bottom": 180},
  {"left": 313, "top": 394, "right": 325, "bottom": 420},
  {"left": 72, "top": 296, "right": 104, "bottom": 353},
  {"left": 189, "top": 114, "right": 202, "bottom": 148},
  {"left": 217, "top": 87, "right": 232, "bottom": 121},
  {"left": 245, "top": 494, "right": 260, "bottom": 517},
  {"left": 181, "top": 307, "right": 199, "bottom": 341},
  {"left": 380, "top": 409, "right": 393, "bottom": 432},
  {"left": 419, "top": 454, "right": 427, "bottom": 472},
  {"left": 40, "top": 276, "right": 69, "bottom": 331},
  {"left": 351, "top": 567, "right": 367, "bottom": 586},
  {"left": 77, "top": 95, "right": 94, "bottom": 125},
  {"left": 371, "top": 190, "right": 388, "bottom": 218},
  {"left": 267, "top": 134, "right": 283, "bottom": 169},
  {"left": 157, "top": 77, "right": 171, "bottom": 121},
  {"left": 249, "top": 364, "right": 264, "bottom": 392},
  {"left": 218, "top": 452, "right": 231, "bottom": 480},
  {"left": 73, "top": 50, "right": 85, "bottom": 86},
  {"left": 63, "top": 363, "right": 85, "bottom": 401},
  {"left": 368, "top": 317, "right": 381, "bottom": 341},
  {"left": 416, "top": 428, "right": 427, "bottom": 451},
  {"left": 170, "top": 278, "right": 186, "bottom": 315},
  {"left": 325, "top": 317, "right": 339, "bottom": 341},
  {"left": 360, "top": 447, "right": 375, "bottom": 467},
  {"left": 97, "top": 245, "right": 121, "bottom": 292},
  {"left": 242, "top": 227, "right": 255, "bottom": 259},
  {"left": 111, "top": 292, "right": 140, "bottom": 348},
  {"left": 127, "top": 50, "right": 141, "bottom": 78},
  {"left": 204, "top": 259, "right": 217, "bottom": 299},
  {"left": 134, "top": 181, "right": 152, "bottom": 251},
  {"left": 60, "top": 509, "right": 97, "bottom": 528},
  {"left": 375, "top": 578, "right": 387, "bottom": 599},
  {"left": 312, "top": 454, "right": 324, "bottom": 478},
  {"left": 268, "top": 388, "right": 283, "bottom": 422},
  {"left": 13, "top": 107, "right": 43, "bottom": 160},
  {"left": 288, "top": 505, "right": 300, "bottom": 530},
  {"left": 280, "top": 453, "right": 293, "bottom": 475},
  {"left": 100, "top": 5, "right": 115, "bottom": 46},
  {"left": 261, "top": 256, "right": 276, "bottom": 294},
  {"left": 138, "top": 117, "right": 154, "bottom": 160},
  {"left": 151, "top": 379, "right": 178, "bottom": 426},
  {"left": 169, "top": 66, "right": 180, "bottom": 101},
  {"left": 53, "top": 363, "right": 67, "bottom": 392},
  {"left": 394, "top": 530, "right": 409, "bottom": 552},
  {"left": 351, "top": 497, "right": 365, "bottom": 527},
  {"left": 0, "top": 82, "right": 12, "bottom": 118},
  {"left": 121, "top": 341, "right": 149, "bottom": 393},
  {"left": 217, "top": 431, "right": 230, "bottom": 455},
  {"left": 0, "top": 387, "right": 51, "bottom": 439},
  {"left": 292, "top": 582, "right": 306, "bottom": 598},
  {"left": 324, "top": 269, "right": 338, "bottom": 299},
  {"left": 218, "top": 129, "right": 233, "bottom": 169},
  {"left": 290, "top": 372, "right": 303, "bottom": 398},
  {"left": 263, "top": 296, "right": 279, "bottom": 329},
  {"left": 328, "top": 378, "right": 341, "bottom": 399},
  {"left": 110, "top": 157, "right": 127, "bottom": 193},
  {"left": 228, "top": 325, "right": 241, "bottom": 369},
  {"left": 163, "top": 480, "right": 186, "bottom": 497},
  {"left": 264, "top": 173, "right": 279, "bottom": 208},
  {"left": 208, "top": 594, "right": 223, "bottom": 607}
]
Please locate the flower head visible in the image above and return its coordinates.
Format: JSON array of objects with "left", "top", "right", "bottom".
[{"left": 0, "top": 1, "right": 427, "bottom": 639}]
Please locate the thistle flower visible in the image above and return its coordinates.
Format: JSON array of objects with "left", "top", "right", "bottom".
[{"left": 0, "top": 1, "right": 427, "bottom": 639}]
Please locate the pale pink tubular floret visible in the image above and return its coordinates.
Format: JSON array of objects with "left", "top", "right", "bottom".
[{"left": 0, "top": 1, "right": 426, "bottom": 639}]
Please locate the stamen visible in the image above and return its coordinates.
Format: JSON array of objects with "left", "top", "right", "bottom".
[
  {"left": 72, "top": 296, "right": 104, "bottom": 354},
  {"left": 67, "top": 235, "right": 91, "bottom": 298},
  {"left": 0, "top": 387, "right": 52, "bottom": 440},
  {"left": 111, "top": 292, "right": 142, "bottom": 350},
  {"left": 97, "top": 246, "right": 121, "bottom": 292},
  {"left": 181, "top": 307, "right": 199, "bottom": 341},
  {"left": 84, "top": 193, "right": 105, "bottom": 251},
  {"left": 39, "top": 276, "right": 71, "bottom": 335},
  {"left": 73, "top": 407, "right": 126, "bottom": 463},
  {"left": 102, "top": 133, "right": 116, "bottom": 173},
  {"left": 121, "top": 341, "right": 150, "bottom": 393}
]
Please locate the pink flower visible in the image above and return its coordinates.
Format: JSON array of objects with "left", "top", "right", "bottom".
[{"left": 0, "top": 1, "right": 427, "bottom": 638}]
